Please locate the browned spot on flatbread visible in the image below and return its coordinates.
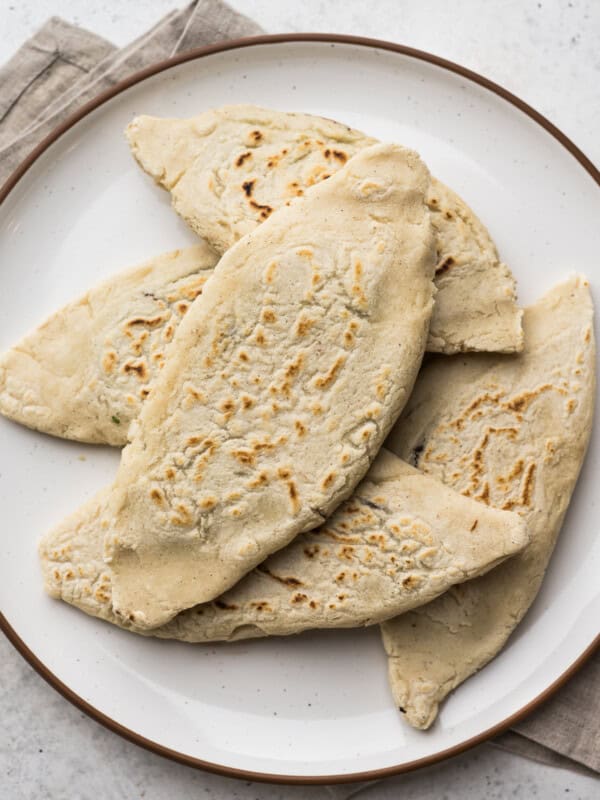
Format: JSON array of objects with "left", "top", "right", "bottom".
[
  {"left": 122, "top": 360, "right": 148, "bottom": 380},
  {"left": 125, "top": 315, "right": 165, "bottom": 329},
  {"left": 450, "top": 391, "right": 503, "bottom": 430},
  {"left": 249, "top": 199, "right": 273, "bottom": 220},
  {"left": 186, "top": 386, "right": 204, "bottom": 403},
  {"left": 504, "top": 383, "right": 560, "bottom": 413},
  {"left": 339, "top": 545, "right": 356, "bottom": 561},
  {"left": 102, "top": 350, "right": 117, "bottom": 374},
  {"left": 321, "top": 471, "right": 336, "bottom": 490},
  {"left": 294, "top": 419, "right": 307, "bottom": 437},
  {"left": 284, "top": 353, "right": 304, "bottom": 380},
  {"left": 352, "top": 284, "right": 367, "bottom": 306},
  {"left": 233, "top": 448, "right": 255, "bottom": 467},
  {"left": 247, "top": 470, "right": 269, "bottom": 488},
  {"left": 303, "top": 544, "right": 320, "bottom": 559},
  {"left": 402, "top": 575, "right": 422, "bottom": 590},
  {"left": 263, "top": 262, "right": 277, "bottom": 285},
  {"left": 242, "top": 180, "right": 255, "bottom": 196},
  {"left": 476, "top": 482, "right": 490, "bottom": 504},
  {"left": 321, "top": 147, "right": 347, "bottom": 165},
  {"left": 323, "top": 529, "right": 361, "bottom": 544},
  {"left": 287, "top": 480, "right": 300, "bottom": 513},
  {"left": 314, "top": 355, "right": 346, "bottom": 389},
  {"left": 497, "top": 458, "right": 524, "bottom": 486},
  {"left": 435, "top": 256, "right": 455, "bottom": 276},
  {"left": 150, "top": 488, "right": 165, "bottom": 507},
  {"left": 181, "top": 276, "right": 207, "bottom": 301},
  {"left": 130, "top": 332, "right": 148, "bottom": 356},
  {"left": 306, "top": 164, "right": 331, "bottom": 186},
  {"left": 521, "top": 463, "right": 536, "bottom": 506},
  {"left": 235, "top": 152, "right": 252, "bottom": 167},
  {"left": 171, "top": 503, "right": 193, "bottom": 525},
  {"left": 214, "top": 599, "right": 238, "bottom": 610},
  {"left": 288, "top": 181, "right": 304, "bottom": 196},
  {"left": 251, "top": 601, "right": 271, "bottom": 612},
  {"left": 219, "top": 398, "right": 235, "bottom": 414},
  {"left": 253, "top": 439, "right": 276, "bottom": 454},
  {"left": 261, "top": 308, "right": 277, "bottom": 324},
  {"left": 258, "top": 566, "right": 303, "bottom": 587},
  {"left": 266, "top": 149, "right": 288, "bottom": 169}
]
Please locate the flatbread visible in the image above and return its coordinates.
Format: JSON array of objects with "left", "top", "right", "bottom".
[
  {"left": 40, "top": 452, "right": 528, "bottom": 640},
  {"left": 127, "top": 104, "right": 522, "bottom": 354},
  {"left": 0, "top": 246, "right": 218, "bottom": 445},
  {"left": 382, "top": 275, "right": 595, "bottom": 729},
  {"left": 103, "top": 143, "right": 436, "bottom": 629}
]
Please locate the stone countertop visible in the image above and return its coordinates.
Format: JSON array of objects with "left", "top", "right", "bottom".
[{"left": 1, "top": 2, "right": 599, "bottom": 799}]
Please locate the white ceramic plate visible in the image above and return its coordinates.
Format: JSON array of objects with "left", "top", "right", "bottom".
[{"left": 0, "top": 36, "right": 598, "bottom": 783}]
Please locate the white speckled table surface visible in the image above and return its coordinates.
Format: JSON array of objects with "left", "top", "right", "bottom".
[{"left": 1, "top": 2, "right": 598, "bottom": 798}]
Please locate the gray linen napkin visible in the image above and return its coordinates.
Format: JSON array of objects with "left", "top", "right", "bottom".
[
  {"left": 0, "top": 0, "right": 597, "bottom": 783},
  {"left": 0, "top": 0, "right": 261, "bottom": 185}
]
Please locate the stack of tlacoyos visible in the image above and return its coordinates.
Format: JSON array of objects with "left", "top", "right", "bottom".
[{"left": 0, "top": 106, "right": 594, "bottom": 729}]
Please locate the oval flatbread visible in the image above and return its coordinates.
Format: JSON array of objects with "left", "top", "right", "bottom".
[
  {"left": 127, "top": 104, "right": 522, "bottom": 354},
  {"left": 104, "top": 143, "right": 436, "bottom": 629},
  {"left": 40, "top": 451, "right": 528, "bottom": 639},
  {"left": 382, "top": 275, "right": 595, "bottom": 729}
]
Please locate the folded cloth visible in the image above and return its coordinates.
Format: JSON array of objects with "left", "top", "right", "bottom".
[
  {"left": 0, "top": 0, "right": 262, "bottom": 185},
  {"left": 0, "top": 0, "right": 597, "bottom": 780}
]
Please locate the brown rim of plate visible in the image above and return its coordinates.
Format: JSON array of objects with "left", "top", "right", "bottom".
[{"left": 0, "top": 33, "right": 598, "bottom": 785}]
